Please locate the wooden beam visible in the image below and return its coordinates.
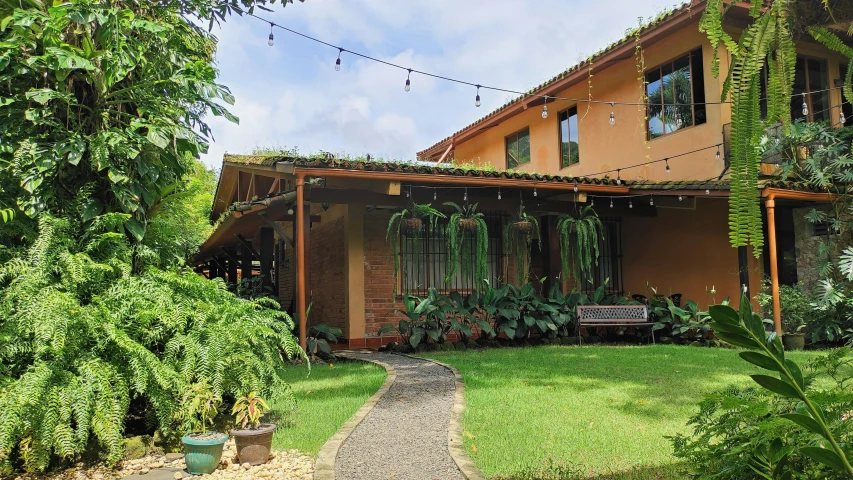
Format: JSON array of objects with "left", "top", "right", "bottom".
[
  {"left": 259, "top": 212, "right": 294, "bottom": 248},
  {"left": 259, "top": 227, "right": 275, "bottom": 290},
  {"left": 268, "top": 177, "right": 281, "bottom": 196},
  {"left": 235, "top": 234, "right": 261, "bottom": 260},
  {"left": 241, "top": 242, "right": 253, "bottom": 281},
  {"left": 245, "top": 173, "right": 255, "bottom": 202}
]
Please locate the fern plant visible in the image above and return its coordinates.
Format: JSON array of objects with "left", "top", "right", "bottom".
[
  {"left": 0, "top": 215, "right": 303, "bottom": 473},
  {"left": 444, "top": 202, "right": 489, "bottom": 290},
  {"left": 386, "top": 203, "right": 445, "bottom": 298},
  {"left": 503, "top": 203, "right": 541, "bottom": 285},
  {"left": 556, "top": 206, "right": 603, "bottom": 285}
]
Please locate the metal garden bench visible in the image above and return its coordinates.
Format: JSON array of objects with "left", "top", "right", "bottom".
[{"left": 576, "top": 305, "right": 653, "bottom": 344}]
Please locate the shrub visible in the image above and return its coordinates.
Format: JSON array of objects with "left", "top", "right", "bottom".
[
  {"left": 755, "top": 283, "right": 812, "bottom": 334},
  {"left": 0, "top": 216, "right": 302, "bottom": 472}
]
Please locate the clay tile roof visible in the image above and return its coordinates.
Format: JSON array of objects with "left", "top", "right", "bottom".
[{"left": 416, "top": 1, "right": 702, "bottom": 159}]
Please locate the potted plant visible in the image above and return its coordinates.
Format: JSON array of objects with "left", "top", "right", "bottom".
[
  {"left": 180, "top": 382, "right": 228, "bottom": 475},
  {"left": 756, "top": 284, "right": 809, "bottom": 350},
  {"left": 556, "top": 206, "right": 603, "bottom": 282},
  {"left": 444, "top": 201, "right": 489, "bottom": 290},
  {"left": 386, "top": 203, "right": 445, "bottom": 297},
  {"left": 230, "top": 392, "right": 277, "bottom": 465},
  {"left": 504, "top": 203, "right": 541, "bottom": 285}
]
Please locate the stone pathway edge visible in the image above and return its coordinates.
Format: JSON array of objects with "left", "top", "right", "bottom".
[
  {"left": 312, "top": 350, "right": 396, "bottom": 480},
  {"left": 396, "top": 353, "right": 487, "bottom": 480}
]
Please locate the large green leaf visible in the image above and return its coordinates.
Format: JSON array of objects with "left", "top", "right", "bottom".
[
  {"left": 750, "top": 375, "right": 802, "bottom": 399},
  {"left": 800, "top": 447, "right": 848, "bottom": 472},
  {"left": 739, "top": 352, "right": 781, "bottom": 372},
  {"left": 779, "top": 414, "right": 824, "bottom": 437}
]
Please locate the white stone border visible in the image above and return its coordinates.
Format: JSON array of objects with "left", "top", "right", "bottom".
[{"left": 312, "top": 350, "right": 396, "bottom": 480}]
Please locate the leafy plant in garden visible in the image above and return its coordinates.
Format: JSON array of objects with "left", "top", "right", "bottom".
[
  {"left": 756, "top": 283, "right": 811, "bottom": 335},
  {"left": 379, "top": 289, "right": 454, "bottom": 347},
  {"left": 0, "top": 216, "right": 303, "bottom": 472},
  {"left": 178, "top": 381, "right": 221, "bottom": 435},
  {"left": 503, "top": 203, "right": 540, "bottom": 285},
  {"left": 507, "top": 283, "right": 558, "bottom": 339},
  {"left": 232, "top": 392, "right": 269, "bottom": 429},
  {"left": 386, "top": 203, "right": 445, "bottom": 297},
  {"left": 448, "top": 290, "right": 495, "bottom": 342},
  {"left": 556, "top": 206, "right": 603, "bottom": 284},
  {"left": 702, "top": 295, "right": 853, "bottom": 477},
  {"left": 444, "top": 202, "right": 489, "bottom": 290}
]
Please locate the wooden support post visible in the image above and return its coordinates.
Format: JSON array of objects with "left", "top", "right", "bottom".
[
  {"left": 208, "top": 260, "right": 218, "bottom": 279},
  {"left": 226, "top": 248, "right": 239, "bottom": 285},
  {"left": 260, "top": 227, "right": 275, "bottom": 291},
  {"left": 296, "top": 174, "right": 308, "bottom": 351},
  {"left": 542, "top": 215, "right": 562, "bottom": 294},
  {"left": 766, "top": 198, "right": 783, "bottom": 336},
  {"left": 241, "top": 243, "right": 253, "bottom": 282}
]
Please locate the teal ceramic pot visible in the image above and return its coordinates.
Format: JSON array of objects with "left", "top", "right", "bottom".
[{"left": 182, "top": 432, "right": 228, "bottom": 474}]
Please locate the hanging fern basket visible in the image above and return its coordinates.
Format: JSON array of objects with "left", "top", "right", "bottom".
[
  {"left": 403, "top": 217, "right": 423, "bottom": 231},
  {"left": 457, "top": 218, "right": 479, "bottom": 231},
  {"left": 510, "top": 219, "right": 535, "bottom": 234}
]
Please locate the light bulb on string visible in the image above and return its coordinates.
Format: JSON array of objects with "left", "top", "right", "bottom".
[
  {"left": 475, "top": 85, "right": 481, "bottom": 108},
  {"left": 841, "top": 109, "right": 847, "bottom": 124},
  {"left": 802, "top": 93, "right": 808, "bottom": 116},
  {"left": 716, "top": 145, "right": 721, "bottom": 160},
  {"left": 406, "top": 187, "right": 410, "bottom": 198},
  {"left": 665, "top": 159, "right": 671, "bottom": 174},
  {"left": 464, "top": 188, "right": 468, "bottom": 202},
  {"left": 433, "top": 189, "right": 437, "bottom": 201},
  {"left": 497, "top": 188, "right": 502, "bottom": 200},
  {"left": 678, "top": 194, "right": 683, "bottom": 201},
  {"left": 629, "top": 199, "right": 633, "bottom": 209},
  {"left": 541, "top": 96, "right": 548, "bottom": 119},
  {"left": 609, "top": 102, "right": 615, "bottom": 126},
  {"left": 267, "top": 23, "right": 275, "bottom": 46},
  {"left": 533, "top": 187, "right": 538, "bottom": 197},
  {"left": 573, "top": 182, "right": 578, "bottom": 193},
  {"left": 405, "top": 69, "right": 411, "bottom": 92},
  {"left": 705, "top": 189, "right": 710, "bottom": 195},
  {"left": 649, "top": 196, "right": 654, "bottom": 206},
  {"left": 616, "top": 169, "right": 621, "bottom": 185},
  {"left": 590, "top": 197, "right": 594, "bottom": 207},
  {"left": 335, "top": 48, "right": 342, "bottom": 71},
  {"left": 609, "top": 198, "right": 614, "bottom": 209}
]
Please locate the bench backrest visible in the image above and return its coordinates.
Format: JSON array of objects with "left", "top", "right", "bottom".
[{"left": 576, "top": 305, "right": 648, "bottom": 324}]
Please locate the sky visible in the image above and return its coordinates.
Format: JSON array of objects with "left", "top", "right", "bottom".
[{"left": 201, "top": 0, "right": 680, "bottom": 169}]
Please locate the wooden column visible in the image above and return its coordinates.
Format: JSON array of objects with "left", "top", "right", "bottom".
[
  {"left": 241, "top": 243, "right": 253, "bottom": 282},
  {"left": 259, "top": 227, "right": 275, "bottom": 291},
  {"left": 541, "top": 215, "right": 562, "bottom": 294},
  {"left": 296, "top": 175, "right": 307, "bottom": 351},
  {"left": 766, "top": 197, "right": 782, "bottom": 336},
  {"left": 208, "top": 260, "right": 218, "bottom": 279},
  {"left": 226, "top": 248, "right": 239, "bottom": 285}
]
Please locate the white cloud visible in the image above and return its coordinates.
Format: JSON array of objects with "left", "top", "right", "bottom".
[{"left": 200, "top": 0, "right": 676, "bottom": 168}]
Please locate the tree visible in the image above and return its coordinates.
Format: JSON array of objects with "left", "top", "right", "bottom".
[{"left": 700, "top": 0, "right": 853, "bottom": 254}]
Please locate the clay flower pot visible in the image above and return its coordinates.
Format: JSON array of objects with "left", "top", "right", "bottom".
[
  {"left": 230, "top": 424, "right": 277, "bottom": 465},
  {"left": 782, "top": 333, "right": 805, "bottom": 351}
]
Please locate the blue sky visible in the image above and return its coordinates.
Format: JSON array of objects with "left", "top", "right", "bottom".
[{"left": 201, "top": 0, "right": 679, "bottom": 168}]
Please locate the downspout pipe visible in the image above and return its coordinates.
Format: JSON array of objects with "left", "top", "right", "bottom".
[
  {"left": 296, "top": 173, "right": 307, "bottom": 352},
  {"left": 765, "top": 193, "right": 783, "bottom": 337}
]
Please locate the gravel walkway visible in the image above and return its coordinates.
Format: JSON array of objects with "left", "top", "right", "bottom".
[{"left": 335, "top": 353, "right": 464, "bottom": 480}]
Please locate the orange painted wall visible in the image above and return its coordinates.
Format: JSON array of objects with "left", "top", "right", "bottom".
[
  {"left": 620, "top": 198, "right": 762, "bottom": 309},
  {"left": 451, "top": 19, "right": 847, "bottom": 182}
]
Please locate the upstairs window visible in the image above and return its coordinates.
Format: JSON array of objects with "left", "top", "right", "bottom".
[
  {"left": 506, "top": 128, "right": 530, "bottom": 168},
  {"left": 646, "top": 48, "right": 706, "bottom": 138},
  {"left": 793, "top": 57, "right": 828, "bottom": 123},
  {"left": 559, "top": 107, "right": 580, "bottom": 168}
]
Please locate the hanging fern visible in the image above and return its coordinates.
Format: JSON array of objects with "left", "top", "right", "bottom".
[
  {"left": 386, "top": 203, "right": 445, "bottom": 298},
  {"left": 0, "top": 216, "right": 303, "bottom": 473},
  {"left": 502, "top": 203, "right": 541, "bottom": 285},
  {"left": 556, "top": 206, "right": 603, "bottom": 285},
  {"left": 444, "top": 202, "right": 489, "bottom": 290}
]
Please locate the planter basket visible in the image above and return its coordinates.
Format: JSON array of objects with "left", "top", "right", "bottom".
[
  {"left": 403, "top": 218, "right": 423, "bottom": 231},
  {"left": 511, "top": 220, "right": 535, "bottom": 234},
  {"left": 182, "top": 432, "right": 227, "bottom": 475},
  {"left": 230, "top": 424, "right": 277, "bottom": 465},
  {"left": 782, "top": 333, "right": 805, "bottom": 351},
  {"left": 457, "top": 218, "right": 479, "bottom": 231}
]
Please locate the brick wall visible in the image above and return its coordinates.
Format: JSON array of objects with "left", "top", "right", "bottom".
[
  {"left": 363, "top": 211, "right": 404, "bottom": 336},
  {"left": 276, "top": 221, "right": 294, "bottom": 312},
  {"left": 308, "top": 216, "right": 346, "bottom": 332}
]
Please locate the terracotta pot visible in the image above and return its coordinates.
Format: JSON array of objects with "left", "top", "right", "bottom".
[
  {"left": 458, "top": 218, "right": 479, "bottom": 231},
  {"left": 512, "top": 220, "right": 534, "bottom": 234},
  {"left": 230, "top": 424, "right": 277, "bottom": 465},
  {"left": 782, "top": 333, "right": 805, "bottom": 351},
  {"left": 403, "top": 218, "right": 423, "bottom": 231}
]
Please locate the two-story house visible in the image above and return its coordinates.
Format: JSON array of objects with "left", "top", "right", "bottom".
[{"left": 197, "top": 1, "right": 840, "bottom": 349}]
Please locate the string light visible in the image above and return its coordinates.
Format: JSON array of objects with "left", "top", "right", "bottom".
[
  {"left": 533, "top": 187, "right": 538, "bottom": 197},
  {"left": 433, "top": 188, "right": 437, "bottom": 201},
  {"left": 665, "top": 158, "right": 671, "bottom": 174},
  {"left": 841, "top": 109, "right": 846, "bottom": 124},
  {"left": 475, "top": 85, "right": 481, "bottom": 108},
  {"left": 678, "top": 194, "right": 683, "bottom": 201},
  {"left": 335, "top": 48, "right": 342, "bottom": 71},
  {"left": 716, "top": 146, "right": 721, "bottom": 160},
  {"left": 609, "top": 102, "right": 615, "bottom": 125},
  {"left": 406, "top": 187, "right": 411, "bottom": 198},
  {"left": 629, "top": 199, "right": 633, "bottom": 209},
  {"left": 802, "top": 93, "right": 808, "bottom": 116},
  {"left": 616, "top": 169, "right": 621, "bottom": 185},
  {"left": 705, "top": 189, "right": 710, "bottom": 195},
  {"left": 497, "top": 188, "right": 501, "bottom": 200},
  {"left": 541, "top": 96, "right": 548, "bottom": 119},
  {"left": 573, "top": 182, "right": 579, "bottom": 193},
  {"left": 464, "top": 188, "right": 467, "bottom": 202},
  {"left": 649, "top": 195, "right": 654, "bottom": 206},
  {"left": 405, "top": 69, "right": 411, "bottom": 92},
  {"left": 267, "top": 23, "right": 275, "bottom": 46},
  {"left": 610, "top": 198, "right": 614, "bottom": 208},
  {"left": 590, "top": 197, "right": 594, "bottom": 207}
]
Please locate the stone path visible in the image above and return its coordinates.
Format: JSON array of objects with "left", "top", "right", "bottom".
[{"left": 334, "top": 353, "right": 465, "bottom": 480}]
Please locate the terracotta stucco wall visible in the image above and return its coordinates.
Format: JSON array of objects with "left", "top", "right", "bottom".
[{"left": 620, "top": 198, "right": 761, "bottom": 308}]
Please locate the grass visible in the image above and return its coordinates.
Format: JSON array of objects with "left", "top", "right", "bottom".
[
  {"left": 422, "top": 345, "right": 820, "bottom": 479},
  {"left": 269, "top": 360, "right": 386, "bottom": 455}
]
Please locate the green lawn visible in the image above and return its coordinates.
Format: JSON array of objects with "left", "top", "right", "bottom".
[
  {"left": 270, "top": 360, "right": 386, "bottom": 455},
  {"left": 423, "top": 345, "right": 819, "bottom": 480}
]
